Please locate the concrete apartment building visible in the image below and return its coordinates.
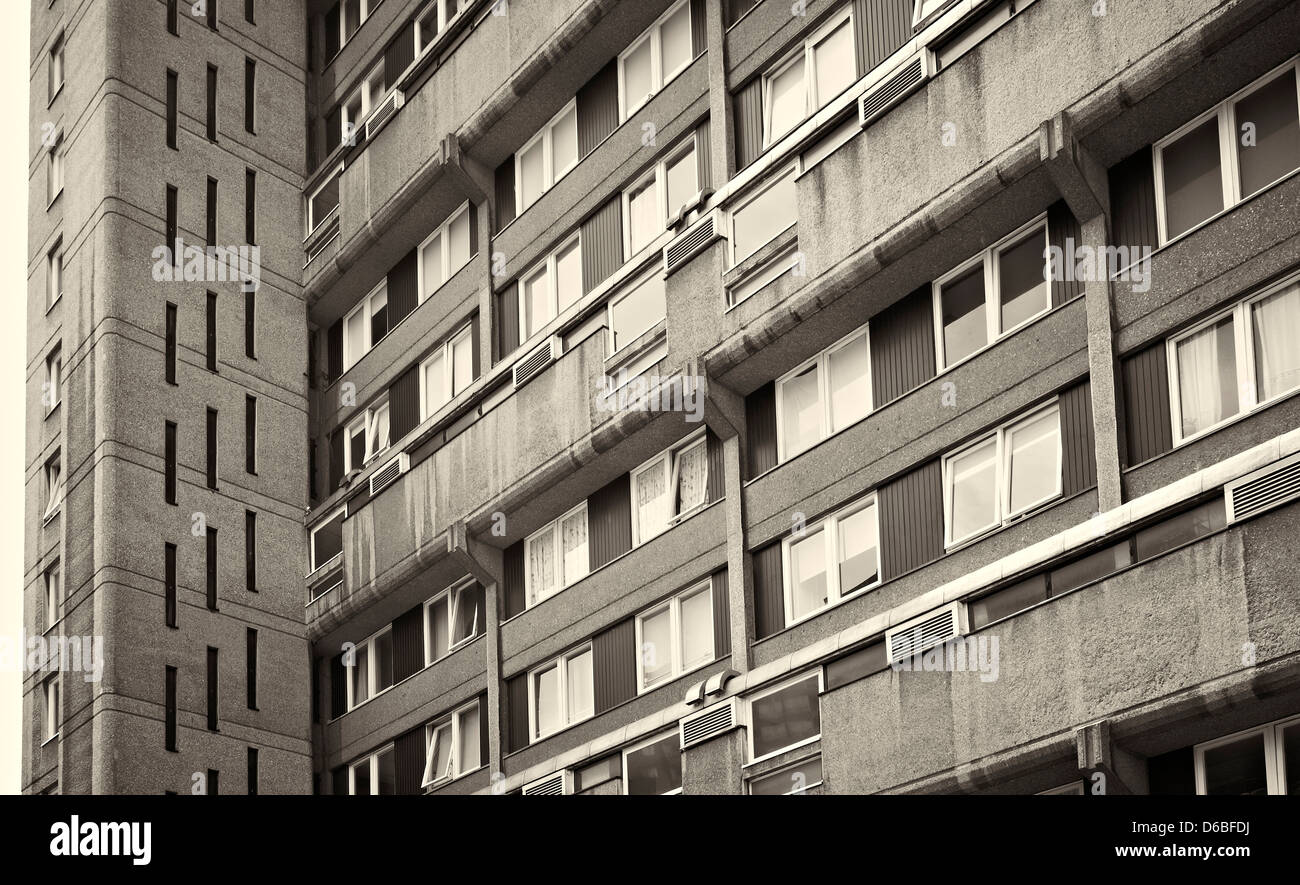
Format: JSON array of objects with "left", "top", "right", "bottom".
[{"left": 25, "top": 0, "right": 1300, "bottom": 796}]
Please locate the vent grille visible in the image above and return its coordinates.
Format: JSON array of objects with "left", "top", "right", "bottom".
[
  {"left": 679, "top": 698, "right": 737, "bottom": 749},
  {"left": 885, "top": 603, "right": 965, "bottom": 663},
  {"left": 521, "top": 770, "right": 571, "bottom": 796},
  {"left": 859, "top": 51, "right": 931, "bottom": 126},
  {"left": 513, "top": 338, "right": 559, "bottom": 388},
  {"left": 365, "top": 91, "right": 404, "bottom": 139},
  {"left": 368, "top": 453, "right": 408, "bottom": 496},
  {"left": 1226, "top": 451, "right": 1300, "bottom": 524},
  {"left": 663, "top": 210, "right": 720, "bottom": 275}
]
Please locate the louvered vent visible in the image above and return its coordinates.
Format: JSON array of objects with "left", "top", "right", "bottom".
[
  {"left": 513, "top": 338, "right": 560, "bottom": 389},
  {"left": 368, "top": 453, "right": 408, "bottom": 496},
  {"left": 858, "top": 50, "right": 932, "bottom": 127},
  {"left": 365, "top": 91, "right": 404, "bottom": 139},
  {"left": 679, "top": 698, "right": 737, "bottom": 749},
  {"left": 521, "top": 770, "right": 572, "bottom": 796},
  {"left": 1225, "top": 451, "right": 1300, "bottom": 525},
  {"left": 663, "top": 210, "right": 721, "bottom": 275},
  {"left": 885, "top": 602, "right": 966, "bottom": 664}
]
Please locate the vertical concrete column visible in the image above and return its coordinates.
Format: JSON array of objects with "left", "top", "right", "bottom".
[
  {"left": 704, "top": 0, "right": 734, "bottom": 188},
  {"left": 484, "top": 580, "right": 504, "bottom": 780},
  {"left": 724, "top": 434, "right": 754, "bottom": 671},
  {"left": 681, "top": 728, "right": 746, "bottom": 794},
  {"left": 1080, "top": 213, "right": 1124, "bottom": 512}
]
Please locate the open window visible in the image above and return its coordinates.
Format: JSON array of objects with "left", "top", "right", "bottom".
[
  {"left": 746, "top": 671, "right": 822, "bottom": 763},
  {"left": 630, "top": 431, "right": 709, "bottom": 545},
  {"left": 622, "top": 731, "right": 683, "bottom": 795},
  {"left": 342, "top": 280, "right": 388, "bottom": 371},
  {"left": 424, "top": 578, "right": 485, "bottom": 664},
  {"left": 421, "top": 699, "right": 482, "bottom": 788}
]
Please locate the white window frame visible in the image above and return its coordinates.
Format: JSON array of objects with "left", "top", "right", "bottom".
[
  {"left": 47, "top": 238, "right": 64, "bottom": 310},
  {"left": 1166, "top": 275, "right": 1300, "bottom": 446},
  {"left": 780, "top": 494, "right": 881, "bottom": 627},
  {"left": 912, "top": 0, "right": 959, "bottom": 28},
  {"left": 607, "top": 265, "right": 667, "bottom": 356},
  {"left": 347, "top": 743, "right": 394, "bottom": 795},
  {"left": 336, "top": 0, "right": 375, "bottom": 54},
  {"left": 422, "top": 577, "right": 482, "bottom": 665},
  {"left": 728, "top": 163, "right": 799, "bottom": 267},
  {"left": 515, "top": 99, "right": 579, "bottom": 216},
  {"left": 629, "top": 430, "right": 710, "bottom": 546},
  {"left": 341, "top": 279, "right": 388, "bottom": 371},
  {"left": 747, "top": 755, "right": 825, "bottom": 795},
  {"left": 43, "top": 452, "right": 64, "bottom": 521},
  {"left": 633, "top": 580, "right": 715, "bottom": 693},
  {"left": 774, "top": 322, "right": 871, "bottom": 462},
  {"left": 621, "top": 132, "right": 700, "bottom": 259},
  {"left": 418, "top": 321, "right": 474, "bottom": 420},
  {"left": 44, "top": 344, "right": 62, "bottom": 416},
  {"left": 44, "top": 562, "right": 61, "bottom": 633},
  {"left": 745, "top": 670, "right": 824, "bottom": 764},
  {"left": 931, "top": 214, "right": 1050, "bottom": 371},
  {"left": 414, "top": 0, "right": 464, "bottom": 55},
  {"left": 527, "top": 644, "right": 594, "bottom": 742},
  {"left": 341, "top": 60, "right": 387, "bottom": 139},
  {"left": 517, "top": 234, "right": 582, "bottom": 345},
  {"left": 309, "top": 506, "right": 346, "bottom": 573},
  {"left": 417, "top": 201, "right": 474, "bottom": 303},
  {"left": 421, "top": 699, "right": 483, "bottom": 788},
  {"left": 48, "top": 32, "right": 64, "bottom": 105},
  {"left": 47, "top": 133, "right": 64, "bottom": 206},
  {"left": 617, "top": 0, "right": 695, "bottom": 121},
  {"left": 306, "top": 163, "right": 344, "bottom": 235},
  {"left": 1193, "top": 713, "right": 1300, "bottom": 795},
  {"left": 761, "top": 7, "right": 855, "bottom": 148},
  {"left": 941, "top": 399, "right": 1062, "bottom": 548},
  {"left": 42, "top": 676, "right": 60, "bottom": 744},
  {"left": 345, "top": 624, "right": 394, "bottom": 711},
  {"left": 343, "top": 399, "right": 390, "bottom": 473},
  {"left": 524, "top": 502, "right": 589, "bottom": 607},
  {"left": 621, "top": 730, "right": 683, "bottom": 795},
  {"left": 1153, "top": 57, "right": 1300, "bottom": 247}
]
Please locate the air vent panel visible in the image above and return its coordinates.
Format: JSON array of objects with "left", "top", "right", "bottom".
[
  {"left": 513, "top": 338, "right": 561, "bottom": 389},
  {"left": 522, "top": 770, "right": 572, "bottom": 796},
  {"left": 679, "top": 698, "right": 737, "bottom": 749},
  {"left": 663, "top": 209, "right": 721, "bottom": 275},
  {"left": 1226, "top": 451, "right": 1300, "bottom": 524},
  {"left": 885, "top": 602, "right": 966, "bottom": 663},
  {"left": 368, "top": 453, "right": 408, "bottom": 496},
  {"left": 858, "top": 51, "right": 931, "bottom": 126}
]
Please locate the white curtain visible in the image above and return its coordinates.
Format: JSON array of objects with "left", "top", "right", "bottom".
[
  {"left": 1252, "top": 285, "right": 1300, "bottom": 401},
  {"left": 674, "top": 443, "right": 707, "bottom": 516},
  {"left": 561, "top": 513, "right": 588, "bottom": 584},
  {"left": 1177, "top": 319, "right": 1235, "bottom": 437},
  {"left": 636, "top": 464, "right": 668, "bottom": 540},
  {"left": 527, "top": 534, "right": 555, "bottom": 600}
]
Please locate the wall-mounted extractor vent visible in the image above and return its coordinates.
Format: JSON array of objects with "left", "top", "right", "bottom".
[
  {"left": 1225, "top": 451, "right": 1300, "bottom": 525},
  {"left": 513, "top": 338, "right": 561, "bottom": 389},
  {"left": 663, "top": 209, "right": 722, "bottom": 276},
  {"left": 521, "top": 770, "right": 572, "bottom": 796},
  {"left": 679, "top": 697, "right": 737, "bottom": 750},
  {"left": 368, "top": 453, "right": 409, "bottom": 497},
  {"left": 365, "top": 90, "right": 404, "bottom": 140},
  {"left": 885, "top": 602, "right": 967, "bottom": 663},
  {"left": 858, "top": 50, "right": 933, "bottom": 127}
]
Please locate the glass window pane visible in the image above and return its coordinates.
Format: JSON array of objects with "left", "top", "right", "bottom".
[
  {"left": 837, "top": 503, "right": 879, "bottom": 595},
  {"left": 1134, "top": 499, "right": 1226, "bottom": 561},
  {"left": 661, "top": 3, "right": 692, "bottom": 79},
  {"left": 626, "top": 735, "right": 682, "bottom": 795},
  {"left": 768, "top": 56, "right": 806, "bottom": 141},
  {"left": 828, "top": 334, "right": 870, "bottom": 432},
  {"left": 732, "top": 170, "right": 797, "bottom": 263},
  {"left": 679, "top": 588, "right": 713, "bottom": 669},
  {"left": 640, "top": 607, "right": 674, "bottom": 687},
  {"left": 423, "top": 351, "right": 446, "bottom": 415},
  {"left": 998, "top": 230, "right": 1048, "bottom": 332},
  {"left": 750, "top": 757, "right": 823, "bottom": 795},
  {"left": 1175, "top": 315, "right": 1240, "bottom": 438},
  {"left": 376, "top": 749, "right": 396, "bottom": 795},
  {"left": 352, "top": 760, "right": 370, "bottom": 795},
  {"left": 527, "top": 531, "right": 556, "bottom": 601},
  {"left": 751, "top": 676, "right": 820, "bottom": 758},
  {"left": 628, "top": 178, "right": 659, "bottom": 255},
  {"left": 451, "top": 584, "right": 480, "bottom": 645},
  {"left": 1202, "top": 732, "right": 1268, "bottom": 795},
  {"left": 552, "top": 106, "right": 578, "bottom": 175},
  {"left": 940, "top": 265, "right": 987, "bottom": 366},
  {"left": 421, "top": 232, "right": 444, "bottom": 297},
  {"left": 566, "top": 650, "right": 594, "bottom": 723},
  {"left": 447, "top": 210, "right": 471, "bottom": 273},
  {"left": 635, "top": 461, "right": 669, "bottom": 542},
  {"left": 1235, "top": 68, "right": 1300, "bottom": 198},
  {"left": 1251, "top": 283, "right": 1300, "bottom": 401},
  {"left": 523, "top": 268, "right": 551, "bottom": 339},
  {"left": 789, "top": 528, "right": 828, "bottom": 621},
  {"left": 949, "top": 438, "right": 998, "bottom": 543},
  {"left": 519, "top": 141, "right": 545, "bottom": 209},
  {"left": 452, "top": 331, "right": 473, "bottom": 396},
  {"left": 780, "top": 364, "right": 822, "bottom": 457},
  {"left": 457, "top": 705, "right": 481, "bottom": 774},
  {"left": 1162, "top": 118, "right": 1224, "bottom": 239},
  {"left": 561, "top": 510, "right": 588, "bottom": 585},
  {"left": 1006, "top": 408, "right": 1060, "bottom": 515},
  {"left": 427, "top": 596, "right": 449, "bottom": 661},
  {"left": 1049, "top": 542, "right": 1132, "bottom": 595},
  {"left": 311, "top": 176, "right": 340, "bottom": 227},
  {"left": 374, "top": 631, "right": 394, "bottom": 691},
  {"left": 427, "top": 725, "right": 452, "bottom": 783},
  {"left": 666, "top": 146, "right": 698, "bottom": 220},
  {"left": 534, "top": 665, "right": 560, "bottom": 737},
  {"left": 1283, "top": 724, "right": 1300, "bottom": 795},
  {"left": 352, "top": 645, "right": 369, "bottom": 705},
  {"left": 556, "top": 240, "right": 583, "bottom": 310},
  {"left": 969, "top": 575, "right": 1047, "bottom": 630},
  {"left": 673, "top": 441, "right": 708, "bottom": 516},
  {"left": 312, "top": 513, "right": 343, "bottom": 569},
  {"left": 813, "top": 20, "right": 855, "bottom": 109},
  {"left": 345, "top": 310, "right": 366, "bottom": 364},
  {"left": 610, "top": 273, "right": 666, "bottom": 351},
  {"left": 624, "top": 38, "right": 654, "bottom": 113}
]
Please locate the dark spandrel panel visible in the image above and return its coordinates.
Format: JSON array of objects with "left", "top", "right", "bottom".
[
  {"left": 1133, "top": 498, "right": 1226, "bottom": 562},
  {"left": 825, "top": 641, "right": 888, "bottom": 691},
  {"left": 1202, "top": 732, "right": 1268, "bottom": 795},
  {"left": 1121, "top": 342, "right": 1173, "bottom": 466},
  {"left": 750, "top": 674, "right": 820, "bottom": 759},
  {"left": 1050, "top": 542, "right": 1131, "bottom": 595},
  {"left": 969, "top": 574, "right": 1048, "bottom": 630},
  {"left": 625, "top": 735, "right": 682, "bottom": 795},
  {"left": 1108, "top": 145, "right": 1159, "bottom": 255},
  {"left": 749, "top": 756, "right": 822, "bottom": 795}
]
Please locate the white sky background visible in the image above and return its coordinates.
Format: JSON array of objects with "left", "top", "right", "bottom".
[{"left": 0, "top": 1, "right": 32, "bottom": 794}]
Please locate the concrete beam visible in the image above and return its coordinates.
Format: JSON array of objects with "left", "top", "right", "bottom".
[
  {"left": 447, "top": 519, "right": 504, "bottom": 588},
  {"left": 1076, "top": 720, "right": 1148, "bottom": 795},
  {"left": 1038, "top": 110, "right": 1110, "bottom": 222}
]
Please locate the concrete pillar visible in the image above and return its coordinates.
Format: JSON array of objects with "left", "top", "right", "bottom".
[
  {"left": 704, "top": 0, "right": 734, "bottom": 188},
  {"left": 681, "top": 726, "right": 746, "bottom": 795},
  {"left": 1076, "top": 720, "right": 1148, "bottom": 795}
]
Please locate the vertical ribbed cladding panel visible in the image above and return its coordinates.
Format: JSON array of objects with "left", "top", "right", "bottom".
[
  {"left": 577, "top": 59, "right": 618, "bottom": 157},
  {"left": 479, "top": 695, "right": 490, "bottom": 765},
  {"left": 495, "top": 280, "right": 520, "bottom": 364},
  {"left": 593, "top": 619, "right": 636, "bottom": 714},
  {"left": 691, "top": 0, "right": 707, "bottom": 55},
  {"left": 1059, "top": 380, "right": 1096, "bottom": 497},
  {"left": 330, "top": 653, "right": 346, "bottom": 719},
  {"left": 388, "top": 364, "right": 420, "bottom": 441},
  {"left": 387, "top": 248, "right": 419, "bottom": 326},
  {"left": 1121, "top": 342, "right": 1173, "bottom": 467},
  {"left": 727, "top": 0, "right": 758, "bottom": 27},
  {"left": 383, "top": 21, "right": 415, "bottom": 88},
  {"left": 329, "top": 428, "right": 344, "bottom": 492},
  {"left": 745, "top": 382, "right": 778, "bottom": 479},
  {"left": 494, "top": 157, "right": 516, "bottom": 232},
  {"left": 753, "top": 540, "right": 785, "bottom": 639},
  {"left": 733, "top": 77, "right": 763, "bottom": 170},
  {"left": 856, "top": 0, "right": 914, "bottom": 73},
  {"left": 471, "top": 311, "right": 482, "bottom": 379},
  {"left": 878, "top": 459, "right": 945, "bottom": 581},
  {"left": 1047, "top": 201, "right": 1083, "bottom": 307},
  {"left": 696, "top": 119, "right": 713, "bottom": 191},
  {"left": 506, "top": 673, "right": 529, "bottom": 752},
  {"left": 706, "top": 429, "right": 726, "bottom": 503},
  {"left": 869, "top": 284, "right": 936, "bottom": 407},
  {"left": 331, "top": 766, "right": 348, "bottom": 796},
  {"left": 581, "top": 195, "right": 623, "bottom": 294},
  {"left": 504, "top": 540, "right": 526, "bottom": 618},
  {"left": 1109, "top": 145, "right": 1159, "bottom": 255},
  {"left": 588, "top": 473, "right": 632, "bottom": 571},
  {"left": 394, "top": 727, "right": 425, "bottom": 795},
  {"left": 327, "top": 318, "right": 343, "bottom": 381},
  {"left": 712, "top": 569, "right": 731, "bottom": 657},
  {"left": 392, "top": 603, "right": 424, "bottom": 683}
]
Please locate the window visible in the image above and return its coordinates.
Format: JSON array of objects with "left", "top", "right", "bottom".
[
  {"left": 913, "top": 0, "right": 958, "bottom": 27},
  {"left": 207, "top": 0, "right": 218, "bottom": 29},
  {"left": 775, "top": 324, "right": 870, "bottom": 461},
  {"left": 749, "top": 756, "right": 823, "bottom": 795},
  {"left": 48, "top": 238, "right": 63, "bottom": 308},
  {"left": 48, "top": 33, "right": 64, "bottom": 104},
  {"left": 343, "top": 399, "right": 389, "bottom": 472},
  {"left": 1154, "top": 60, "right": 1300, "bottom": 244},
  {"left": 762, "top": 8, "right": 855, "bottom": 146},
  {"left": 206, "top": 646, "right": 219, "bottom": 731},
  {"left": 165, "top": 666, "right": 178, "bottom": 751},
  {"left": 206, "top": 526, "right": 218, "bottom": 610},
  {"left": 44, "top": 563, "right": 61, "bottom": 632},
  {"left": 245, "top": 395, "right": 257, "bottom": 474},
  {"left": 422, "top": 700, "right": 482, "bottom": 787},
  {"left": 524, "top": 503, "right": 589, "bottom": 607},
  {"left": 47, "top": 134, "right": 64, "bottom": 204},
  {"left": 206, "top": 769, "right": 220, "bottom": 795},
  {"left": 245, "top": 168, "right": 256, "bottom": 244},
  {"left": 165, "top": 543, "right": 177, "bottom": 628},
  {"left": 206, "top": 64, "right": 218, "bottom": 141},
  {"left": 1167, "top": 278, "right": 1300, "bottom": 444},
  {"left": 206, "top": 407, "right": 218, "bottom": 488},
  {"left": 43, "top": 452, "right": 64, "bottom": 521},
  {"left": 608, "top": 268, "right": 667, "bottom": 354},
  {"left": 623, "top": 732, "right": 682, "bottom": 795},
  {"left": 424, "top": 578, "right": 484, "bottom": 663},
  {"left": 415, "top": 0, "right": 465, "bottom": 54},
  {"left": 528, "top": 645, "right": 594, "bottom": 740},
  {"left": 341, "top": 60, "right": 387, "bottom": 139},
  {"left": 782, "top": 495, "right": 880, "bottom": 625},
  {"left": 166, "top": 185, "right": 178, "bottom": 265},
  {"left": 206, "top": 177, "right": 218, "bottom": 245},
  {"left": 245, "top": 0, "right": 255, "bottom": 24},
  {"left": 635, "top": 582, "right": 715, "bottom": 692},
  {"left": 164, "top": 421, "right": 177, "bottom": 504},
  {"left": 730, "top": 165, "right": 797, "bottom": 266},
  {"left": 342, "top": 280, "right": 388, "bottom": 370},
  {"left": 44, "top": 345, "right": 62, "bottom": 416},
  {"left": 1195, "top": 714, "right": 1300, "bottom": 795},
  {"left": 332, "top": 0, "right": 375, "bottom": 52},
  {"left": 418, "top": 202, "right": 474, "bottom": 301},
  {"left": 310, "top": 508, "right": 345, "bottom": 572},
  {"left": 165, "top": 302, "right": 178, "bottom": 384},
  {"left": 623, "top": 134, "right": 699, "bottom": 257},
  {"left": 933, "top": 217, "right": 1049, "bottom": 369},
  {"left": 943, "top": 401, "right": 1062, "bottom": 547},
  {"left": 166, "top": 69, "right": 178, "bottom": 150},
  {"left": 246, "top": 628, "right": 257, "bottom": 710},
  {"left": 168, "top": 0, "right": 178, "bottom": 35},
  {"left": 518, "top": 236, "right": 582, "bottom": 342},
  {"left": 245, "top": 509, "right": 257, "bottom": 592},
  {"left": 346, "top": 626, "right": 394, "bottom": 710},
  {"left": 516, "top": 100, "right": 578, "bottom": 215},
  {"left": 307, "top": 165, "right": 342, "bottom": 234},
  {"left": 206, "top": 291, "right": 218, "bottom": 370},
  {"left": 619, "top": 0, "right": 694, "bottom": 120},
  {"left": 631, "top": 431, "right": 709, "bottom": 545},
  {"left": 419, "top": 323, "right": 474, "bottom": 419},
  {"left": 748, "top": 672, "right": 822, "bottom": 761},
  {"left": 348, "top": 745, "right": 396, "bottom": 795},
  {"left": 43, "top": 677, "right": 60, "bottom": 743},
  {"left": 245, "top": 289, "right": 256, "bottom": 357},
  {"left": 247, "top": 748, "right": 258, "bottom": 796},
  {"left": 244, "top": 57, "right": 256, "bottom": 133}
]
